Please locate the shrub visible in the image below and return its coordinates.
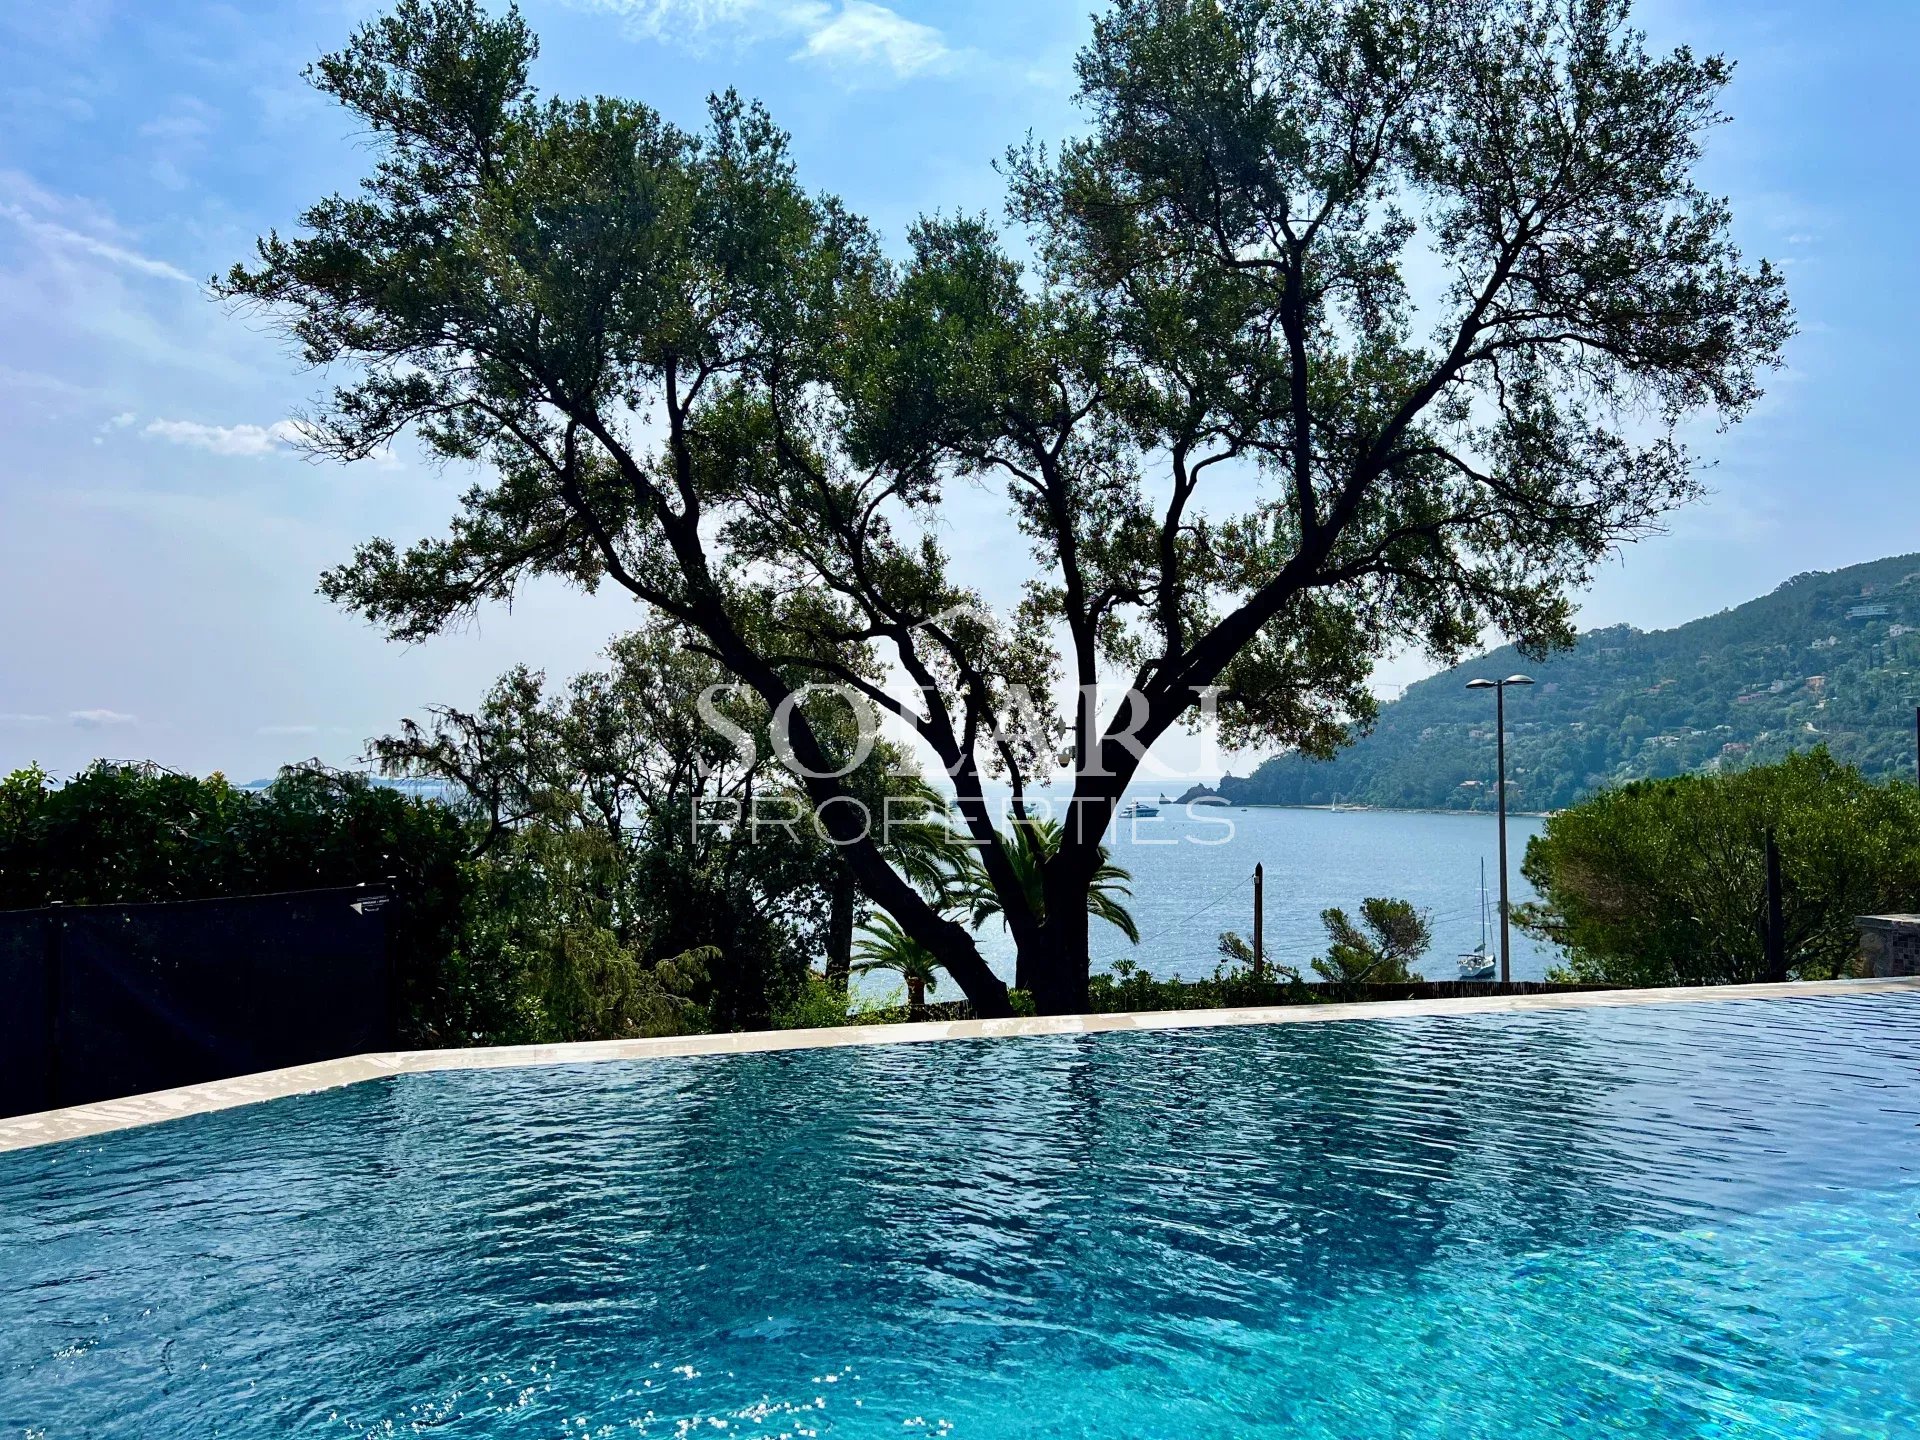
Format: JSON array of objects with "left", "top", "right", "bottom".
[
  {"left": 1087, "top": 953, "right": 1312, "bottom": 1014},
  {"left": 0, "top": 762, "right": 500, "bottom": 1044},
  {"left": 1311, "top": 899, "right": 1432, "bottom": 984},
  {"left": 1518, "top": 748, "right": 1920, "bottom": 985},
  {"left": 770, "top": 973, "right": 905, "bottom": 1030}
]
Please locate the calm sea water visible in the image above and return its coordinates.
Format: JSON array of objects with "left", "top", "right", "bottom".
[
  {"left": 2, "top": 994, "right": 1916, "bottom": 1437},
  {"left": 967, "top": 799, "right": 1556, "bottom": 986}
]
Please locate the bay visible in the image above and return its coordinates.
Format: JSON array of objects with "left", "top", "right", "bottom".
[{"left": 960, "top": 795, "right": 1560, "bottom": 987}]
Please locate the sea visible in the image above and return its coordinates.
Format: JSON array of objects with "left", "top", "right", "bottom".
[{"left": 962, "top": 788, "right": 1559, "bottom": 986}]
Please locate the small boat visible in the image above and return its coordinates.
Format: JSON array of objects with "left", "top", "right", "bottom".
[
  {"left": 1458, "top": 860, "right": 1497, "bottom": 981},
  {"left": 1121, "top": 801, "right": 1161, "bottom": 819}
]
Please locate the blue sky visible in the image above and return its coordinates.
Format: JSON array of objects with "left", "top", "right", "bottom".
[{"left": 2, "top": 0, "right": 1917, "bottom": 782}]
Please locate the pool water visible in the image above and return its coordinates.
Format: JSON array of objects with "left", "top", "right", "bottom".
[{"left": 3, "top": 995, "right": 1918, "bottom": 1438}]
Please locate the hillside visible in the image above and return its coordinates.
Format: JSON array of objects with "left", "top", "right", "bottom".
[{"left": 1206, "top": 553, "right": 1920, "bottom": 813}]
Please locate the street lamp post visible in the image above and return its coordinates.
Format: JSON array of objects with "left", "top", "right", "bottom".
[{"left": 1466, "top": 674, "right": 1534, "bottom": 984}]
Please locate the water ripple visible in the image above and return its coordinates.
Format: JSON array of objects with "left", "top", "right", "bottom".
[{"left": 3, "top": 995, "right": 1919, "bottom": 1437}]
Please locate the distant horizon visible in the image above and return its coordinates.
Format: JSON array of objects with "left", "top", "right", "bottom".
[{"left": 13, "top": 541, "right": 1920, "bottom": 787}]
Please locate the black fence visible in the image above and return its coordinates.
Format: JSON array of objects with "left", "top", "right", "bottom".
[{"left": 1, "top": 885, "right": 392, "bottom": 1120}]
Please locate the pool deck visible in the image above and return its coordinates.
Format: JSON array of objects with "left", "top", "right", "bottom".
[{"left": 4, "top": 976, "right": 1917, "bottom": 1154}]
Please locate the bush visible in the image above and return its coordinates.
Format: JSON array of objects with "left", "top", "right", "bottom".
[
  {"left": 0, "top": 762, "right": 505, "bottom": 1044},
  {"left": 1310, "top": 899, "right": 1431, "bottom": 984},
  {"left": 770, "top": 973, "right": 905, "bottom": 1030},
  {"left": 1518, "top": 748, "right": 1920, "bottom": 986},
  {"left": 1087, "top": 954, "right": 1312, "bottom": 1014}
]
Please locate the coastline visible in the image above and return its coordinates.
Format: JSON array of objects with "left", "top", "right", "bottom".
[{"left": 1173, "top": 797, "right": 1555, "bottom": 820}]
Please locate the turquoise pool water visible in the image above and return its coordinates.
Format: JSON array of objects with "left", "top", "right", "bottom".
[{"left": 3, "top": 995, "right": 1918, "bottom": 1438}]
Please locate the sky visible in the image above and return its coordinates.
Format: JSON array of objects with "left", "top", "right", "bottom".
[{"left": 2, "top": 0, "right": 1918, "bottom": 784}]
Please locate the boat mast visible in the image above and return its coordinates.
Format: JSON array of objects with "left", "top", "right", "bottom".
[{"left": 1478, "top": 858, "right": 1490, "bottom": 954}]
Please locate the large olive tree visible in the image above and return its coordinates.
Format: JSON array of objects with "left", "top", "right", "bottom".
[{"left": 222, "top": 0, "right": 1789, "bottom": 1016}]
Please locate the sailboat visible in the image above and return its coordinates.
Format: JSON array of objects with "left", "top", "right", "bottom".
[{"left": 1458, "top": 860, "right": 1497, "bottom": 981}]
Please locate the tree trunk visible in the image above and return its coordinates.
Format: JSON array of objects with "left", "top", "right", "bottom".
[
  {"left": 705, "top": 625, "right": 1013, "bottom": 1019},
  {"left": 907, "top": 973, "right": 927, "bottom": 1021},
  {"left": 922, "top": 914, "right": 1014, "bottom": 1018},
  {"left": 1027, "top": 867, "right": 1094, "bottom": 1015},
  {"left": 825, "top": 870, "right": 854, "bottom": 993}
]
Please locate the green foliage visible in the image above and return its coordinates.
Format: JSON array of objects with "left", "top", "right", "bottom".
[
  {"left": 0, "top": 627, "right": 1000, "bottom": 1047},
  {"left": 849, "top": 913, "right": 944, "bottom": 1019},
  {"left": 825, "top": 811, "right": 1145, "bottom": 1018},
  {"left": 1215, "top": 930, "right": 1257, "bottom": 971},
  {"left": 370, "top": 620, "right": 901, "bottom": 1029},
  {"left": 462, "top": 814, "right": 715, "bottom": 1042},
  {"left": 0, "top": 757, "right": 728, "bottom": 1047},
  {"left": 1211, "top": 553, "right": 1920, "bottom": 812},
  {"left": 954, "top": 816, "right": 1141, "bottom": 944},
  {"left": 1311, "top": 899, "right": 1432, "bottom": 984},
  {"left": 1517, "top": 749, "right": 1920, "bottom": 985},
  {"left": 0, "top": 761, "right": 512, "bottom": 1046},
  {"left": 1087, "top": 953, "right": 1309, "bottom": 1014},
  {"left": 769, "top": 972, "right": 904, "bottom": 1031},
  {"left": 221, "top": 0, "right": 1789, "bottom": 1017}
]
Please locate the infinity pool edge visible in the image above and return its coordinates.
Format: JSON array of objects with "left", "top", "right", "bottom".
[{"left": 5, "top": 975, "right": 1917, "bottom": 1154}]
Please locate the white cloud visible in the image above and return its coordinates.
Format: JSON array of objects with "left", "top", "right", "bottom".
[
  {"left": 0, "top": 712, "right": 54, "bottom": 726},
  {"left": 141, "top": 417, "right": 312, "bottom": 457},
  {"left": 0, "top": 200, "right": 196, "bottom": 284},
  {"left": 69, "top": 708, "right": 136, "bottom": 729},
  {"left": 137, "top": 416, "right": 404, "bottom": 468},
  {"left": 796, "top": 0, "right": 950, "bottom": 76},
  {"left": 138, "top": 97, "right": 216, "bottom": 146},
  {"left": 580, "top": 0, "right": 808, "bottom": 38},
  {"left": 139, "top": 97, "right": 219, "bottom": 192},
  {"left": 94, "top": 410, "right": 137, "bottom": 444},
  {"left": 575, "top": 0, "right": 956, "bottom": 81}
]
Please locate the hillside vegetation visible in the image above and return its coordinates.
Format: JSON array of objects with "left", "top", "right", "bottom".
[{"left": 1207, "top": 554, "right": 1920, "bottom": 813}]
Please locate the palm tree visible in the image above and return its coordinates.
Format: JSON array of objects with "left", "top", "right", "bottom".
[
  {"left": 878, "top": 777, "right": 977, "bottom": 903},
  {"left": 851, "top": 913, "right": 945, "bottom": 1020},
  {"left": 955, "top": 816, "right": 1141, "bottom": 944},
  {"left": 824, "top": 775, "right": 973, "bottom": 993}
]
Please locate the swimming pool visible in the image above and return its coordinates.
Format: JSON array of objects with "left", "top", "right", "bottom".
[{"left": 3, "top": 992, "right": 1917, "bottom": 1438}]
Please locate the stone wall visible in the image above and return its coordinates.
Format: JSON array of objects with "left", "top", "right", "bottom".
[{"left": 1854, "top": 915, "right": 1920, "bottom": 978}]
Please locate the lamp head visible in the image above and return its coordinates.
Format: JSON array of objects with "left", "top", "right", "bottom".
[
  {"left": 1505, "top": 674, "right": 1535, "bottom": 686},
  {"left": 1465, "top": 678, "right": 1497, "bottom": 690}
]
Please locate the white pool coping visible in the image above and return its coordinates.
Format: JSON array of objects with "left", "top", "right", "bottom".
[{"left": 4, "top": 976, "right": 1917, "bottom": 1154}]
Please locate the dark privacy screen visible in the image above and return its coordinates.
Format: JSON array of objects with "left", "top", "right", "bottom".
[{"left": 0, "top": 886, "right": 390, "bottom": 1118}]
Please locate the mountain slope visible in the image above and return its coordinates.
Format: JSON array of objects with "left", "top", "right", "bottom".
[{"left": 1209, "top": 553, "right": 1920, "bottom": 813}]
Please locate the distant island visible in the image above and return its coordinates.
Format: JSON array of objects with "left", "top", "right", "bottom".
[{"left": 1189, "top": 553, "right": 1920, "bottom": 814}]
